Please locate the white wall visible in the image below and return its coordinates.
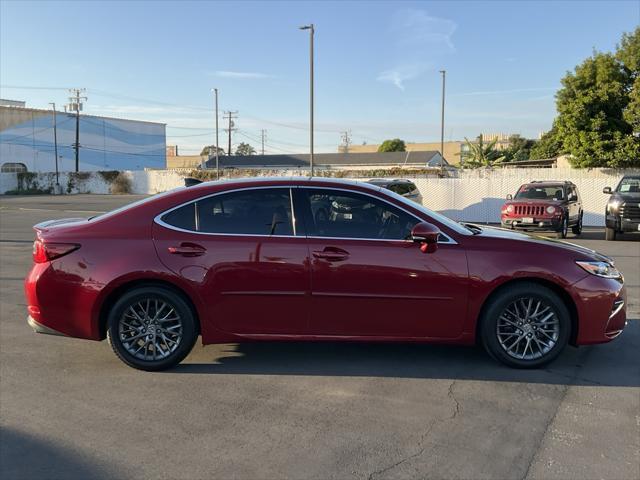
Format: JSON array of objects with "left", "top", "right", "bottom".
[{"left": 2, "top": 167, "right": 638, "bottom": 227}]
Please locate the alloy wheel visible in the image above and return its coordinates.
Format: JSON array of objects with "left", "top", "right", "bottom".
[
  {"left": 496, "top": 297, "right": 560, "bottom": 360},
  {"left": 118, "top": 298, "right": 183, "bottom": 361}
]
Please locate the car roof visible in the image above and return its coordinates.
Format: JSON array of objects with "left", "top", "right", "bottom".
[{"left": 525, "top": 181, "right": 574, "bottom": 187}]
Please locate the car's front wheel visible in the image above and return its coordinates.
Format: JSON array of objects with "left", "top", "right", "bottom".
[
  {"left": 571, "top": 213, "right": 583, "bottom": 235},
  {"left": 605, "top": 226, "right": 617, "bottom": 241},
  {"left": 107, "top": 286, "right": 198, "bottom": 371},
  {"left": 556, "top": 215, "right": 569, "bottom": 239},
  {"left": 480, "top": 282, "right": 570, "bottom": 368}
]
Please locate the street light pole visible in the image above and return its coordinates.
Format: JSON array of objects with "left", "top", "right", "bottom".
[
  {"left": 49, "top": 102, "right": 60, "bottom": 188},
  {"left": 439, "top": 70, "right": 446, "bottom": 174},
  {"left": 299, "top": 24, "right": 314, "bottom": 176},
  {"left": 211, "top": 88, "right": 220, "bottom": 179}
]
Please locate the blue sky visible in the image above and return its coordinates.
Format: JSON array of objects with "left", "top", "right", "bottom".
[{"left": 1, "top": 0, "right": 638, "bottom": 154}]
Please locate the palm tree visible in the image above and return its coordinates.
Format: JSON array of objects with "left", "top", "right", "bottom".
[{"left": 460, "top": 134, "right": 506, "bottom": 168}]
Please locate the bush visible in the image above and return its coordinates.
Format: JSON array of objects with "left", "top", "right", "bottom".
[{"left": 110, "top": 173, "right": 132, "bottom": 194}]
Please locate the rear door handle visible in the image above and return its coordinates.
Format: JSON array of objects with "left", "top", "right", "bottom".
[
  {"left": 168, "top": 243, "right": 206, "bottom": 257},
  {"left": 312, "top": 247, "right": 349, "bottom": 261}
]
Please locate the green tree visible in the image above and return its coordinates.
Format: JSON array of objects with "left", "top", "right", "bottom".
[
  {"left": 553, "top": 27, "right": 639, "bottom": 168},
  {"left": 530, "top": 127, "right": 563, "bottom": 159},
  {"left": 200, "top": 145, "right": 225, "bottom": 156},
  {"left": 501, "top": 134, "right": 536, "bottom": 162},
  {"left": 460, "top": 134, "right": 505, "bottom": 168},
  {"left": 235, "top": 142, "right": 256, "bottom": 156},
  {"left": 377, "top": 138, "right": 406, "bottom": 152}
]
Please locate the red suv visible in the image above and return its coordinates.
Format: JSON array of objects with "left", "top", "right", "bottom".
[{"left": 501, "top": 181, "right": 583, "bottom": 238}]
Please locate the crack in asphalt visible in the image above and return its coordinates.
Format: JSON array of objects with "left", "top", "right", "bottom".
[
  {"left": 520, "top": 348, "right": 593, "bottom": 480},
  {"left": 367, "top": 380, "right": 461, "bottom": 480}
]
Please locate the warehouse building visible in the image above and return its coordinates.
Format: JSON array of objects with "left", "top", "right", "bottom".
[{"left": 0, "top": 104, "right": 166, "bottom": 173}]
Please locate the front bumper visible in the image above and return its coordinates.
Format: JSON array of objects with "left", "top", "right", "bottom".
[
  {"left": 606, "top": 214, "right": 640, "bottom": 232},
  {"left": 27, "top": 315, "right": 68, "bottom": 337},
  {"left": 571, "top": 275, "right": 627, "bottom": 345},
  {"left": 501, "top": 217, "right": 562, "bottom": 231}
]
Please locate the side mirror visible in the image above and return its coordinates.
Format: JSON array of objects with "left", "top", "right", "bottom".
[
  {"left": 569, "top": 194, "right": 578, "bottom": 202},
  {"left": 411, "top": 222, "right": 441, "bottom": 254},
  {"left": 603, "top": 187, "right": 612, "bottom": 194},
  {"left": 506, "top": 193, "right": 513, "bottom": 200}
]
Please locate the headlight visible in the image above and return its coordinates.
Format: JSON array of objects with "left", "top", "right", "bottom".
[
  {"left": 607, "top": 200, "right": 621, "bottom": 213},
  {"left": 576, "top": 261, "right": 622, "bottom": 279},
  {"left": 546, "top": 206, "right": 556, "bottom": 214},
  {"left": 506, "top": 205, "right": 514, "bottom": 213}
]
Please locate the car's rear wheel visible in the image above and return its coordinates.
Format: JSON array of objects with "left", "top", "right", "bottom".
[
  {"left": 107, "top": 286, "right": 198, "bottom": 371},
  {"left": 556, "top": 215, "right": 568, "bottom": 239},
  {"left": 605, "top": 227, "right": 617, "bottom": 241},
  {"left": 571, "top": 213, "right": 583, "bottom": 235},
  {"left": 480, "top": 282, "right": 570, "bottom": 368}
]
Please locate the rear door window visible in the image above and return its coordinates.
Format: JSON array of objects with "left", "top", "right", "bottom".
[{"left": 161, "top": 188, "right": 294, "bottom": 236}]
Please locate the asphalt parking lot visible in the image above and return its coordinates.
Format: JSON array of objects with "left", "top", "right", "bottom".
[{"left": 1, "top": 194, "right": 638, "bottom": 480}]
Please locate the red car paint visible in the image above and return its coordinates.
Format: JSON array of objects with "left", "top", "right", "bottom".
[{"left": 24, "top": 178, "right": 626, "bottom": 349}]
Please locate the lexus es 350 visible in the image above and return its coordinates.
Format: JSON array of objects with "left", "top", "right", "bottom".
[{"left": 25, "top": 178, "right": 627, "bottom": 371}]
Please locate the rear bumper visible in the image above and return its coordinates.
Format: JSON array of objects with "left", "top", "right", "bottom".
[{"left": 27, "top": 315, "right": 68, "bottom": 337}]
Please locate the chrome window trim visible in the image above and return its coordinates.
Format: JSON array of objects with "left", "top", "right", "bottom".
[{"left": 153, "top": 184, "right": 458, "bottom": 244}]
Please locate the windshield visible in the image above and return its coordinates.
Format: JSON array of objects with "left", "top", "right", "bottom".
[
  {"left": 380, "top": 188, "right": 471, "bottom": 236},
  {"left": 515, "top": 185, "right": 564, "bottom": 200},
  {"left": 617, "top": 177, "right": 640, "bottom": 193}
]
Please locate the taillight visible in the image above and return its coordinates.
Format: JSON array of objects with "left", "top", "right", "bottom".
[{"left": 32, "top": 240, "right": 80, "bottom": 263}]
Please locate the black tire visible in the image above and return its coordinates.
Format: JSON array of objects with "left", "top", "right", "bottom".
[
  {"left": 556, "top": 215, "right": 568, "bottom": 239},
  {"left": 107, "top": 286, "right": 198, "bottom": 371},
  {"left": 480, "top": 282, "right": 571, "bottom": 369},
  {"left": 605, "top": 227, "right": 617, "bottom": 241},
  {"left": 571, "top": 213, "right": 583, "bottom": 235}
]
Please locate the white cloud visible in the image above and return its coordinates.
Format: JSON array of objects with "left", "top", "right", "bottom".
[
  {"left": 211, "top": 70, "right": 274, "bottom": 79},
  {"left": 391, "top": 9, "right": 457, "bottom": 52},
  {"left": 378, "top": 9, "right": 456, "bottom": 91},
  {"left": 377, "top": 63, "right": 431, "bottom": 90}
]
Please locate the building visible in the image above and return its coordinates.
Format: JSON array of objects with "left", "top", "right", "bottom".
[
  {"left": 343, "top": 133, "right": 521, "bottom": 165},
  {"left": 203, "top": 151, "right": 447, "bottom": 170},
  {"left": 0, "top": 104, "right": 166, "bottom": 173},
  {"left": 345, "top": 141, "right": 463, "bottom": 164}
]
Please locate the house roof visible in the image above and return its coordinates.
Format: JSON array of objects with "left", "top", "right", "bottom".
[{"left": 205, "top": 151, "right": 446, "bottom": 169}]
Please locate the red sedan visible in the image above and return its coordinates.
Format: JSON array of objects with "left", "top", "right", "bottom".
[{"left": 25, "top": 178, "right": 627, "bottom": 371}]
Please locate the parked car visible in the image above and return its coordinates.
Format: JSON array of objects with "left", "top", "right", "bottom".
[
  {"left": 26, "top": 178, "right": 626, "bottom": 371},
  {"left": 603, "top": 175, "right": 640, "bottom": 241},
  {"left": 366, "top": 179, "right": 423, "bottom": 204},
  {"left": 501, "top": 181, "right": 583, "bottom": 238}
]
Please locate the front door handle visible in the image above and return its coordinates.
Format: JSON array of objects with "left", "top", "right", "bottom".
[
  {"left": 168, "top": 243, "right": 206, "bottom": 257},
  {"left": 312, "top": 247, "right": 349, "bottom": 261}
]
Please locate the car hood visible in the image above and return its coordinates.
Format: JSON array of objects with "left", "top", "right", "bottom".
[
  {"left": 611, "top": 192, "right": 640, "bottom": 202},
  {"left": 504, "top": 199, "right": 564, "bottom": 205},
  {"left": 473, "top": 225, "right": 613, "bottom": 263}
]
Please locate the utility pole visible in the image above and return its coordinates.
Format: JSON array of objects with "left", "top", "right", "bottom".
[
  {"left": 211, "top": 88, "right": 220, "bottom": 179},
  {"left": 340, "top": 130, "right": 352, "bottom": 153},
  {"left": 68, "top": 88, "right": 87, "bottom": 172},
  {"left": 223, "top": 111, "right": 238, "bottom": 156},
  {"left": 49, "top": 103, "right": 60, "bottom": 188},
  {"left": 299, "top": 24, "right": 314, "bottom": 176},
  {"left": 439, "top": 70, "right": 446, "bottom": 173},
  {"left": 261, "top": 129, "right": 267, "bottom": 155}
]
